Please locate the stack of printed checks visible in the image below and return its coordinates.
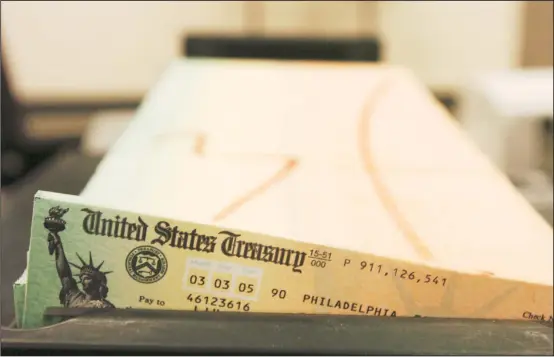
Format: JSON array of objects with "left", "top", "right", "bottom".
[{"left": 16, "top": 60, "right": 553, "bottom": 329}]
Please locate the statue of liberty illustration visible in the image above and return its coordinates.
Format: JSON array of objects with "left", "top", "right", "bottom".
[{"left": 44, "top": 206, "right": 115, "bottom": 308}]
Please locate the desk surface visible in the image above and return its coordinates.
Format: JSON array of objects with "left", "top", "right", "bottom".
[{"left": 473, "top": 68, "right": 553, "bottom": 118}]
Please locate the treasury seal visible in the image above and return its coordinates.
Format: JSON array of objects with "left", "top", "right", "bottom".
[{"left": 126, "top": 245, "right": 168, "bottom": 284}]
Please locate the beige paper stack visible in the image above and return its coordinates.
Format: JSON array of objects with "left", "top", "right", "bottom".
[{"left": 77, "top": 59, "right": 552, "bottom": 320}]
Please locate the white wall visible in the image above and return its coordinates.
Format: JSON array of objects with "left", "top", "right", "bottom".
[
  {"left": 1, "top": 1, "right": 375, "bottom": 102},
  {"left": 1, "top": 1, "right": 244, "bottom": 101},
  {"left": 1, "top": 1, "right": 524, "bottom": 101},
  {"left": 262, "top": 1, "right": 376, "bottom": 36},
  {"left": 377, "top": 1, "right": 524, "bottom": 93}
]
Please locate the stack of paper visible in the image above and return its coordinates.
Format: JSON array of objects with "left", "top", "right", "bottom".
[{"left": 18, "top": 60, "right": 553, "bottom": 328}]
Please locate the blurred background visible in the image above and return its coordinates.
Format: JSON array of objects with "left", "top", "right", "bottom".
[{"left": 0, "top": 0, "right": 553, "bottom": 324}]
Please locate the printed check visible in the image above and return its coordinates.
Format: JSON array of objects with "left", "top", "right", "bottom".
[{"left": 21, "top": 191, "right": 553, "bottom": 328}]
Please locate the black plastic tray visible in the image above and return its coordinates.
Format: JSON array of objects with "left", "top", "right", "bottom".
[{"left": 2, "top": 308, "right": 553, "bottom": 355}]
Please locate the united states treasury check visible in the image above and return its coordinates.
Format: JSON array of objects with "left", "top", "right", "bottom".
[{"left": 22, "top": 191, "right": 552, "bottom": 328}]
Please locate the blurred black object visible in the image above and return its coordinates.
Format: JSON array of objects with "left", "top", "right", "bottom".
[
  {"left": 1, "top": 49, "right": 140, "bottom": 188},
  {"left": 1, "top": 55, "right": 73, "bottom": 187},
  {"left": 1, "top": 150, "right": 102, "bottom": 325},
  {"left": 185, "top": 35, "right": 380, "bottom": 62},
  {"left": 542, "top": 117, "right": 552, "bottom": 137}
]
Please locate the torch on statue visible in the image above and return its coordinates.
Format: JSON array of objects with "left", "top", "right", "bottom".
[{"left": 44, "top": 206, "right": 115, "bottom": 309}]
